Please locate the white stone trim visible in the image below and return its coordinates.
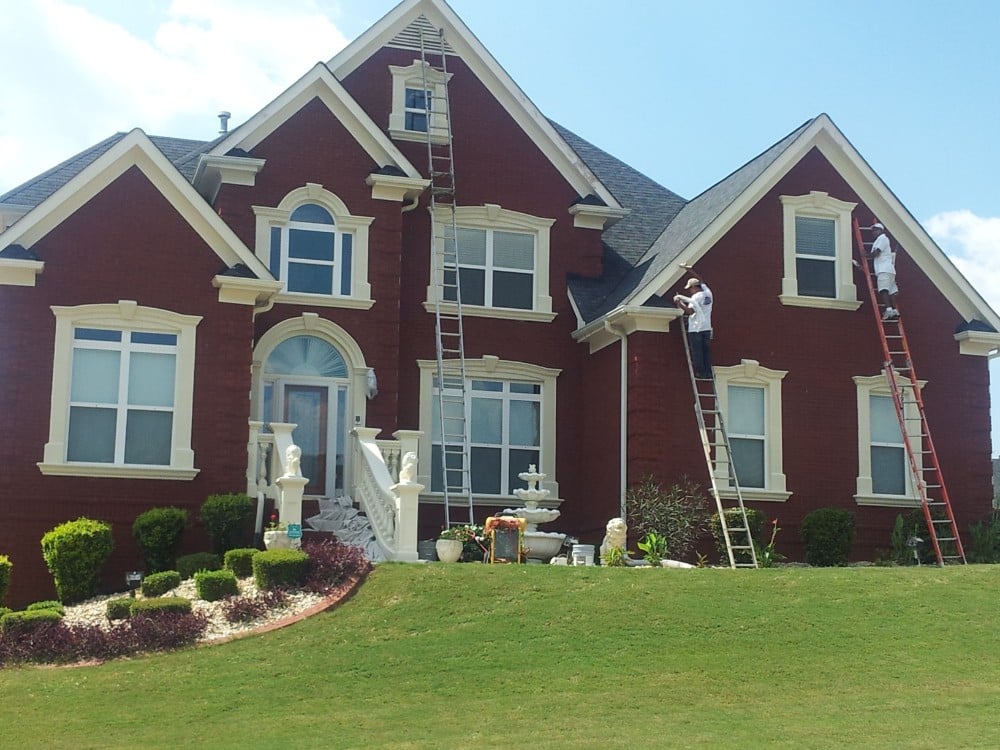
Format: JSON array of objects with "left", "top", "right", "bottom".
[
  {"left": 0, "top": 257, "right": 44, "bottom": 286},
  {"left": 388, "top": 60, "right": 452, "bottom": 144},
  {"left": 713, "top": 360, "right": 790, "bottom": 502},
  {"left": 954, "top": 329, "right": 1000, "bottom": 357},
  {"left": 778, "top": 191, "right": 860, "bottom": 309},
  {"left": 39, "top": 302, "right": 201, "bottom": 479}
]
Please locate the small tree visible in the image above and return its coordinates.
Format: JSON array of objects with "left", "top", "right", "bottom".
[
  {"left": 626, "top": 475, "right": 710, "bottom": 561},
  {"left": 133, "top": 507, "right": 188, "bottom": 573},
  {"left": 40, "top": 518, "right": 114, "bottom": 604},
  {"left": 801, "top": 507, "right": 855, "bottom": 567},
  {"left": 200, "top": 494, "right": 255, "bottom": 554}
]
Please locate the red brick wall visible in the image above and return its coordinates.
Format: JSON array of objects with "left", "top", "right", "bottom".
[{"left": 0, "top": 167, "right": 256, "bottom": 606}]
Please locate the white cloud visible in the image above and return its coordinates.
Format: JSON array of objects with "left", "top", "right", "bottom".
[
  {"left": 925, "top": 210, "right": 1000, "bottom": 313},
  {"left": 0, "top": 0, "right": 350, "bottom": 193}
]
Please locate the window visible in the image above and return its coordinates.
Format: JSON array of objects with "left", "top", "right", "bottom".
[
  {"left": 388, "top": 61, "right": 451, "bottom": 143},
  {"left": 714, "top": 360, "right": 789, "bottom": 501},
  {"left": 425, "top": 205, "right": 555, "bottom": 322},
  {"left": 854, "top": 374, "right": 922, "bottom": 506},
  {"left": 418, "top": 358, "right": 561, "bottom": 501},
  {"left": 40, "top": 302, "right": 200, "bottom": 479},
  {"left": 779, "top": 192, "right": 860, "bottom": 310},
  {"left": 253, "top": 184, "right": 373, "bottom": 309}
]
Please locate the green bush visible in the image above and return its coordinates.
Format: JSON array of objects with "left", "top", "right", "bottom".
[
  {"left": 130, "top": 597, "right": 192, "bottom": 617},
  {"left": 801, "top": 508, "right": 856, "bottom": 566},
  {"left": 0, "top": 606, "right": 10, "bottom": 619},
  {"left": 224, "top": 548, "right": 259, "bottom": 579},
  {"left": 177, "top": 552, "right": 222, "bottom": 580},
  {"left": 710, "top": 507, "right": 766, "bottom": 565},
  {"left": 0, "top": 554, "right": 11, "bottom": 606},
  {"left": 40, "top": 518, "right": 114, "bottom": 604},
  {"left": 106, "top": 597, "right": 133, "bottom": 621},
  {"left": 1, "top": 608, "right": 63, "bottom": 633},
  {"left": 133, "top": 507, "right": 188, "bottom": 573},
  {"left": 967, "top": 509, "right": 1000, "bottom": 564},
  {"left": 253, "top": 549, "right": 310, "bottom": 590},
  {"left": 141, "top": 570, "right": 182, "bottom": 598},
  {"left": 194, "top": 569, "right": 239, "bottom": 602},
  {"left": 26, "top": 600, "right": 65, "bottom": 616},
  {"left": 200, "top": 493, "right": 255, "bottom": 554},
  {"left": 626, "top": 475, "right": 711, "bottom": 560}
]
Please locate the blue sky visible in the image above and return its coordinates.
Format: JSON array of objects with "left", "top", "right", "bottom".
[{"left": 1, "top": 0, "right": 997, "bottom": 456}]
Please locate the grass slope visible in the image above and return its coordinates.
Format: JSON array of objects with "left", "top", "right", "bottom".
[{"left": 3, "top": 564, "right": 999, "bottom": 749}]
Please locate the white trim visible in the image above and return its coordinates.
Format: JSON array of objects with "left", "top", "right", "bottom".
[
  {"left": 568, "top": 202, "right": 630, "bottom": 230},
  {"left": 778, "top": 191, "right": 860, "bottom": 309},
  {"left": 192, "top": 154, "right": 267, "bottom": 203},
  {"left": 0, "top": 257, "right": 44, "bottom": 286},
  {"left": 388, "top": 60, "right": 452, "bottom": 144},
  {"left": 416, "top": 357, "right": 561, "bottom": 501},
  {"left": 713, "top": 360, "right": 790, "bottom": 502},
  {"left": 853, "top": 373, "right": 924, "bottom": 507},
  {"left": 39, "top": 302, "right": 201, "bottom": 479},
  {"left": 572, "top": 306, "right": 683, "bottom": 354},
  {"left": 364, "top": 172, "right": 429, "bottom": 202},
  {"left": 954, "top": 329, "right": 1000, "bottom": 358}
]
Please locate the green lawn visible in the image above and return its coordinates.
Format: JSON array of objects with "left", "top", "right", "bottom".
[{"left": 3, "top": 563, "right": 999, "bottom": 749}]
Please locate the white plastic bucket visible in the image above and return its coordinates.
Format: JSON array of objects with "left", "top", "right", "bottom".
[{"left": 571, "top": 544, "right": 595, "bottom": 566}]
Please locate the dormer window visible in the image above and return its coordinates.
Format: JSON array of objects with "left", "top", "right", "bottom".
[{"left": 389, "top": 61, "right": 451, "bottom": 143}]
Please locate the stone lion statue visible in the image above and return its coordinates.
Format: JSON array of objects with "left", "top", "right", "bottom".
[
  {"left": 399, "top": 451, "right": 418, "bottom": 484},
  {"left": 600, "top": 517, "right": 628, "bottom": 560}
]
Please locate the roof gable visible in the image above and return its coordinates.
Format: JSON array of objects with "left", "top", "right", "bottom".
[
  {"left": 208, "top": 62, "right": 421, "bottom": 179},
  {"left": 0, "top": 129, "right": 270, "bottom": 280},
  {"left": 328, "top": 0, "right": 621, "bottom": 209}
]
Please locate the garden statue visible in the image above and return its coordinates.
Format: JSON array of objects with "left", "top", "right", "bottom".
[
  {"left": 399, "top": 452, "right": 417, "bottom": 484},
  {"left": 600, "top": 517, "right": 628, "bottom": 562},
  {"left": 284, "top": 444, "right": 301, "bottom": 477}
]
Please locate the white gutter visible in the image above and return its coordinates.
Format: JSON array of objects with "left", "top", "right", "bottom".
[{"left": 604, "top": 320, "right": 628, "bottom": 520}]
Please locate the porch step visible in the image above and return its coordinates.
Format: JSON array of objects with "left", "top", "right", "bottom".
[{"left": 304, "top": 495, "right": 384, "bottom": 561}]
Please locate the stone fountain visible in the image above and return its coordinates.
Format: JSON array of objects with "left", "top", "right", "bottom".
[{"left": 502, "top": 465, "right": 565, "bottom": 563}]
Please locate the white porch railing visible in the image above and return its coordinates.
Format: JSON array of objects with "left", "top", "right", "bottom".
[{"left": 247, "top": 421, "right": 306, "bottom": 547}]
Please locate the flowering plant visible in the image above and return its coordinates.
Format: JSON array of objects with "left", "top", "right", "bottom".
[
  {"left": 438, "top": 524, "right": 476, "bottom": 542},
  {"left": 756, "top": 518, "right": 785, "bottom": 568},
  {"left": 265, "top": 513, "right": 286, "bottom": 532}
]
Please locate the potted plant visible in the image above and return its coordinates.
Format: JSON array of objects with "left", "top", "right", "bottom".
[
  {"left": 436, "top": 526, "right": 472, "bottom": 563},
  {"left": 263, "top": 513, "right": 292, "bottom": 550}
]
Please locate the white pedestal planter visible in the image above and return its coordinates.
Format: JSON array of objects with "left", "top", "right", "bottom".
[
  {"left": 435, "top": 538, "right": 464, "bottom": 563},
  {"left": 263, "top": 530, "right": 293, "bottom": 550}
]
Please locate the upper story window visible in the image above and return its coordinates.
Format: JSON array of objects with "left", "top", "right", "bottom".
[
  {"left": 779, "top": 192, "right": 860, "bottom": 311},
  {"left": 425, "top": 204, "right": 556, "bottom": 323},
  {"left": 254, "top": 184, "right": 374, "bottom": 310},
  {"left": 854, "top": 374, "right": 923, "bottom": 507},
  {"left": 389, "top": 61, "right": 451, "bottom": 144},
  {"left": 40, "top": 302, "right": 201, "bottom": 480}
]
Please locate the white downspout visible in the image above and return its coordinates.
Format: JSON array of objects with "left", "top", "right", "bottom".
[{"left": 604, "top": 321, "right": 628, "bottom": 520}]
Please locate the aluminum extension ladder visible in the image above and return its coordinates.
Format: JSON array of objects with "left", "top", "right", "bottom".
[
  {"left": 421, "top": 28, "right": 474, "bottom": 528},
  {"left": 679, "top": 326, "right": 758, "bottom": 568},
  {"left": 852, "top": 218, "right": 965, "bottom": 565}
]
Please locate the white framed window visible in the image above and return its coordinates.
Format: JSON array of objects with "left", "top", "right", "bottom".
[
  {"left": 779, "top": 192, "right": 860, "bottom": 310},
  {"left": 424, "top": 204, "right": 555, "bottom": 322},
  {"left": 417, "top": 357, "right": 561, "bottom": 502},
  {"left": 854, "top": 374, "right": 923, "bottom": 506},
  {"left": 388, "top": 61, "right": 451, "bottom": 144},
  {"left": 253, "top": 184, "right": 373, "bottom": 309},
  {"left": 714, "top": 360, "right": 790, "bottom": 502},
  {"left": 40, "top": 302, "right": 201, "bottom": 479}
]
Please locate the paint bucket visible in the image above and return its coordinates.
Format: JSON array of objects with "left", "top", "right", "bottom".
[{"left": 571, "top": 544, "right": 595, "bottom": 566}]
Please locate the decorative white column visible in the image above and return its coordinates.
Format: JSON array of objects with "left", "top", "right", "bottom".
[{"left": 390, "top": 479, "right": 423, "bottom": 562}]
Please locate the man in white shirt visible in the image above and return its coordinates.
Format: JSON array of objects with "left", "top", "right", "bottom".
[
  {"left": 673, "top": 275, "right": 714, "bottom": 379},
  {"left": 870, "top": 221, "right": 898, "bottom": 321}
]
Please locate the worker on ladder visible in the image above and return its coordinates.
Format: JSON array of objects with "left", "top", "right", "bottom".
[
  {"left": 673, "top": 266, "right": 714, "bottom": 379},
  {"left": 870, "top": 221, "right": 899, "bottom": 321}
]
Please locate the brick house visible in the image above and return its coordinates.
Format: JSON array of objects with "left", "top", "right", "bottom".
[{"left": 1, "top": 0, "right": 997, "bottom": 605}]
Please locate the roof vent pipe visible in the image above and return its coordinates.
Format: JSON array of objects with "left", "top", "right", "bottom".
[{"left": 218, "top": 111, "right": 231, "bottom": 135}]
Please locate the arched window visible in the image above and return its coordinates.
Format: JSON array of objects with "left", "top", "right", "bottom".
[{"left": 264, "top": 335, "right": 348, "bottom": 378}]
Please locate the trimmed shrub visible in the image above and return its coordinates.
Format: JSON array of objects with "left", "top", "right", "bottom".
[
  {"left": 133, "top": 507, "right": 188, "bottom": 573},
  {"left": 0, "top": 607, "right": 10, "bottom": 619},
  {"left": 106, "top": 597, "right": 133, "bottom": 621},
  {"left": 177, "top": 552, "right": 222, "bottom": 580},
  {"left": 221, "top": 589, "right": 289, "bottom": 624},
  {"left": 0, "top": 555, "right": 11, "bottom": 606},
  {"left": 302, "top": 538, "right": 371, "bottom": 593},
  {"left": 224, "top": 547, "right": 259, "bottom": 579},
  {"left": 141, "top": 570, "right": 182, "bottom": 598},
  {"left": 253, "top": 548, "right": 310, "bottom": 590},
  {"left": 130, "top": 597, "right": 192, "bottom": 617},
  {"left": 200, "top": 493, "right": 255, "bottom": 554},
  {"left": 26, "top": 600, "right": 65, "bottom": 616},
  {"left": 710, "top": 507, "right": 766, "bottom": 565},
  {"left": 1, "top": 609, "right": 63, "bottom": 633},
  {"left": 626, "top": 475, "right": 711, "bottom": 560},
  {"left": 801, "top": 507, "right": 856, "bottom": 566},
  {"left": 194, "top": 569, "right": 239, "bottom": 602},
  {"left": 40, "top": 518, "right": 114, "bottom": 604},
  {"left": 966, "top": 509, "right": 1000, "bottom": 564}
]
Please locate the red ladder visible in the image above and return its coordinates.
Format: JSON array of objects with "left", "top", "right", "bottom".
[{"left": 852, "top": 218, "right": 966, "bottom": 565}]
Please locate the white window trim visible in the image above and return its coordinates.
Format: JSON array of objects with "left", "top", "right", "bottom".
[
  {"left": 854, "top": 373, "right": 925, "bottom": 507},
  {"left": 779, "top": 192, "right": 860, "bottom": 311},
  {"left": 713, "top": 360, "right": 790, "bottom": 502},
  {"left": 423, "top": 204, "right": 555, "bottom": 322},
  {"left": 39, "top": 301, "right": 201, "bottom": 480},
  {"left": 416, "top": 356, "right": 561, "bottom": 504},
  {"left": 388, "top": 61, "right": 452, "bottom": 144},
  {"left": 253, "top": 183, "right": 374, "bottom": 309}
]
